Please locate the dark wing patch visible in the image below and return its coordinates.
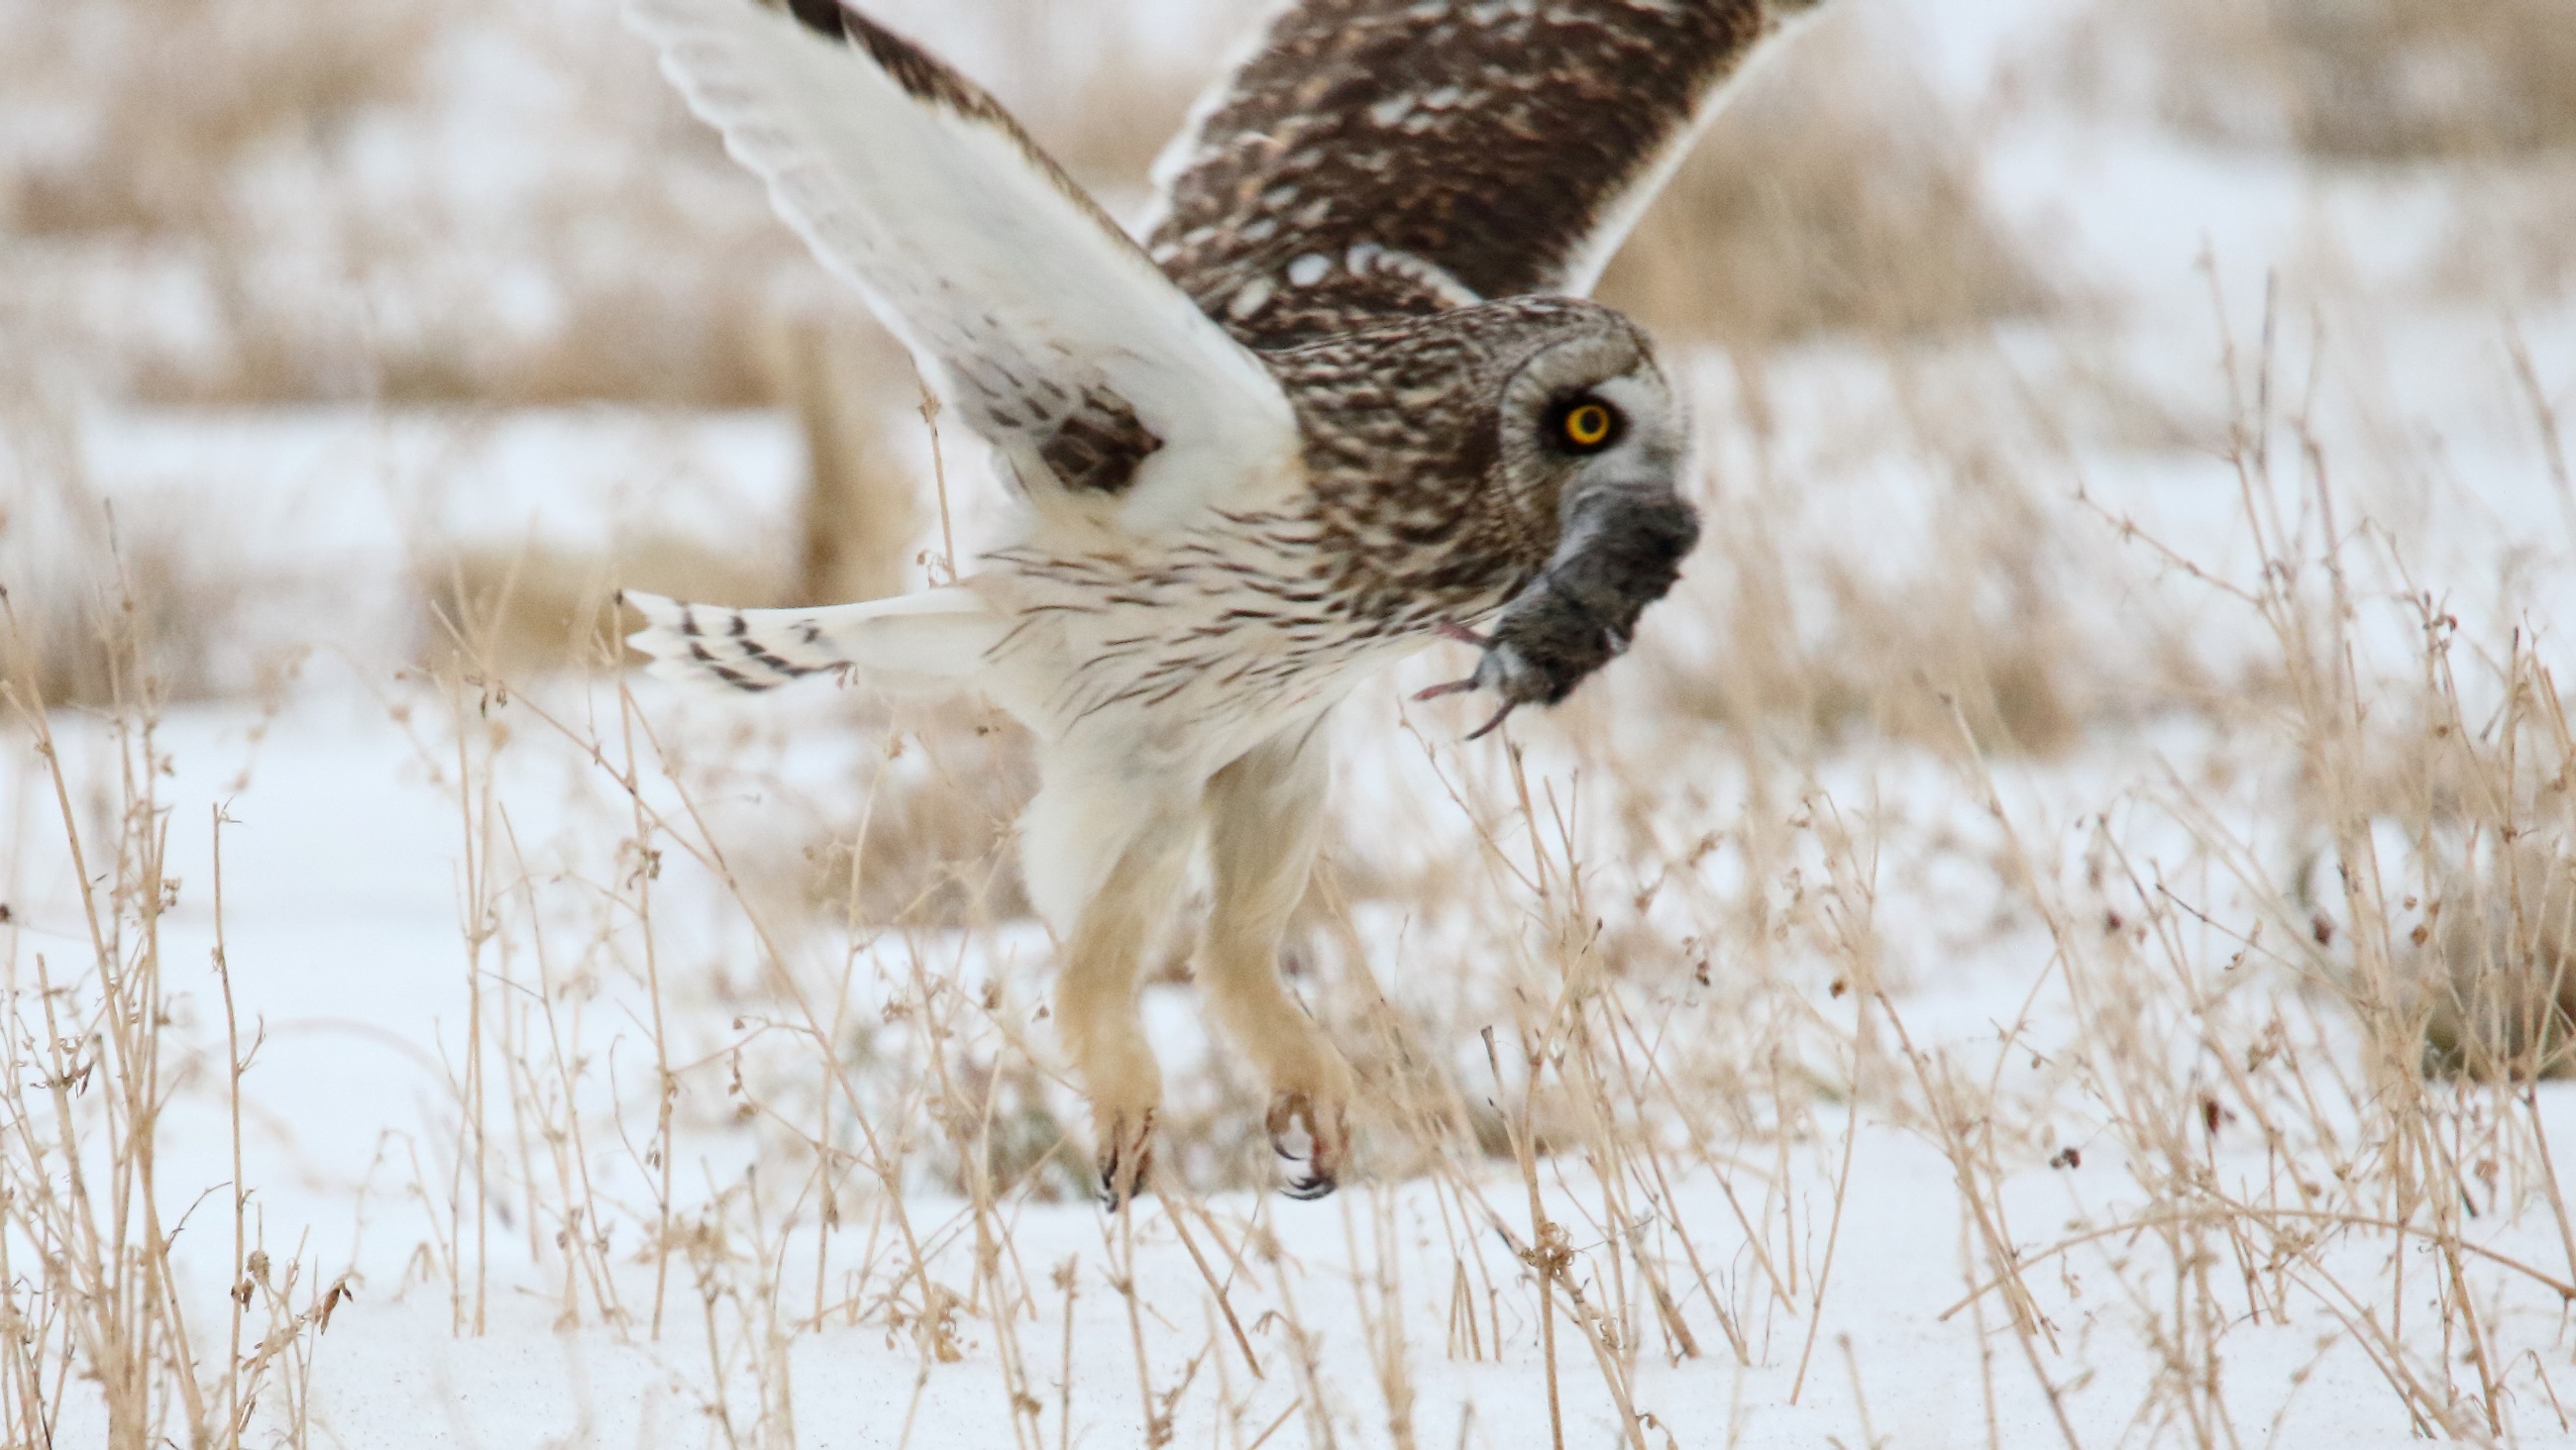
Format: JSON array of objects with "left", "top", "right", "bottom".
[
  {"left": 783, "top": 0, "right": 844, "bottom": 40},
  {"left": 1040, "top": 387, "right": 1165, "bottom": 496},
  {"left": 1151, "top": 0, "right": 1817, "bottom": 346}
]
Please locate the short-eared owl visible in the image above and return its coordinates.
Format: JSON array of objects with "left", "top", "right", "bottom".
[{"left": 624, "top": 0, "right": 1828, "bottom": 1201}]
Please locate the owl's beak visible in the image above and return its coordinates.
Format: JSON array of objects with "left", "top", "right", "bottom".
[{"left": 1562, "top": 442, "right": 1684, "bottom": 516}]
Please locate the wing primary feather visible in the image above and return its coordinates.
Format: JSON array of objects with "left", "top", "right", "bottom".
[
  {"left": 626, "top": 0, "right": 1301, "bottom": 536},
  {"left": 1146, "top": 0, "right": 1833, "bottom": 344},
  {"left": 836, "top": 10, "right": 1022, "bottom": 131}
]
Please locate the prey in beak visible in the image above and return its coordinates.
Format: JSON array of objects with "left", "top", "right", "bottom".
[{"left": 1417, "top": 479, "right": 1700, "bottom": 739}]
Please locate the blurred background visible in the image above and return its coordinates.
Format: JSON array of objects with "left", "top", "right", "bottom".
[
  {"left": 0, "top": 0, "right": 2514, "bottom": 695},
  {"left": 5, "top": 0, "right": 2572, "bottom": 714},
  {"left": 4, "top": 0, "right": 2570, "bottom": 717}
]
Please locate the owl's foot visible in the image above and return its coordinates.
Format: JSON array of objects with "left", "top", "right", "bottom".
[
  {"left": 1415, "top": 623, "right": 1491, "bottom": 701},
  {"left": 1096, "top": 1109, "right": 1157, "bottom": 1212},
  {"left": 1266, "top": 1089, "right": 1348, "bottom": 1199},
  {"left": 1414, "top": 623, "right": 1524, "bottom": 738},
  {"left": 1411, "top": 679, "right": 1519, "bottom": 739}
]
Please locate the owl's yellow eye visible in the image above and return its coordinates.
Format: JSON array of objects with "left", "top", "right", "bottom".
[{"left": 1559, "top": 400, "right": 1618, "bottom": 451}]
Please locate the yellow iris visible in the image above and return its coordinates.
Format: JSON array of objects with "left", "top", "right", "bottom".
[{"left": 1562, "top": 402, "right": 1614, "bottom": 449}]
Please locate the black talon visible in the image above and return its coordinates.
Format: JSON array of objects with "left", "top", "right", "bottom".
[
  {"left": 1100, "top": 1162, "right": 1149, "bottom": 1212},
  {"left": 1283, "top": 1173, "right": 1336, "bottom": 1201},
  {"left": 1462, "top": 701, "right": 1517, "bottom": 740},
  {"left": 1101, "top": 1161, "right": 1151, "bottom": 1210},
  {"left": 1265, "top": 1090, "right": 1344, "bottom": 1199},
  {"left": 1097, "top": 1114, "right": 1155, "bottom": 1211}
]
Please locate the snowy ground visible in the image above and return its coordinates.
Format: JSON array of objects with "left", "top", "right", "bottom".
[{"left": 8, "top": 0, "right": 2576, "bottom": 1446}]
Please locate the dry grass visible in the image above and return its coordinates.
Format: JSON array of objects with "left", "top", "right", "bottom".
[
  {"left": 418, "top": 537, "right": 785, "bottom": 680},
  {"left": 778, "top": 320, "right": 931, "bottom": 606},
  {"left": 1901, "top": 282, "right": 2576, "bottom": 1440},
  {"left": 2425, "top": 157, "right": 2576, "bottom": 304},
  {"left": 2053, "top": 0, "right": 2576, "bottom": 302},
  {"left": 1666, "top": 464, "right": 2089, "bottom": 756},
  {"left": 0, "top": 590, "right": 343, "bottom": 1449},
  {"left": 15, "top": 277, "right": 2576, "bottom": 1450},
  {"left": 3, "top": 0, "right": 2040, "bottom": 415},
  {"left": 0, "top": 527, "right": 256, "bottom": 714},
  {"left": 2067, "top": 0, "right": 2576, "bottom": 161},
  {"left": 415, "top": 318, "right": 929, "bottom": 677},
  {"left": 3, "top": 0, "right": 824, "bottom": 408},
  {"left": 1598, "top": 11, "right": 2050, "bottom": 352},
  {"left": 2306, "top": 628, "right": 2576, "bottom": 1084},
  {"left": 2415, "top": 837, "right": 2576, "bottom": 1082},
  {"left": 764, "top": 696, "right": 1040, "bottom": 930},
  {"left": 3, "top": 0, "right": 432, "bottom": 239},
  {"left": 1643, "top": 344, "right": 2116, "bottom": 758},
  {"left": 0, "top": 396, "right": 268, "bottom": 711}
]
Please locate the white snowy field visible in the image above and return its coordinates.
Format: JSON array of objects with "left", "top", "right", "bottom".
[{"left": 8, "top": 0, "right": 2576, "bottom": 1447}]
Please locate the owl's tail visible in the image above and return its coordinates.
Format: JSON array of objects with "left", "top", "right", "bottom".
[{"left": 619, "top": 587, "right": 1006, "bottom": 696}]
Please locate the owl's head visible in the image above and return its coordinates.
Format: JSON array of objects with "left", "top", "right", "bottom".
[
  {"left": 1281, "top": 294, "right": 1686, "bottom": 548},
  {"left": 1386, "top": 296, "right": 1702, "bottom": 727},
  {"left": 1481, "top": 299, "right": 1683, "bottom": 545},
  {"left": 1276, "top": 297, "right": 1697, "bottom": 691}
]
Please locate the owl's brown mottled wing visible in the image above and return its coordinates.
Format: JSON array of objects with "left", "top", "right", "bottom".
[{"left": 1147, "top": 0, "right": 1826, "bottom": 347}]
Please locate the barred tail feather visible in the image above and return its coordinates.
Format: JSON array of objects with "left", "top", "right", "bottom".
[{"left": 619, "top": 587, "right": 1005, "bottom": 696}]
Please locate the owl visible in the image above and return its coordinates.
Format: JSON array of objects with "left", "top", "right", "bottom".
[{"left": 622, "top": 0, "right": 1829, "bottom": 1202}]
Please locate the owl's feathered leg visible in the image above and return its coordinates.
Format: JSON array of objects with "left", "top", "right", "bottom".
[
  {"left": 1021, "top": 769, "right": 1198, "bottom": 1209},
  {"left": 1200, "top": 719, "right": 1355, "bottom": 1198}
]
